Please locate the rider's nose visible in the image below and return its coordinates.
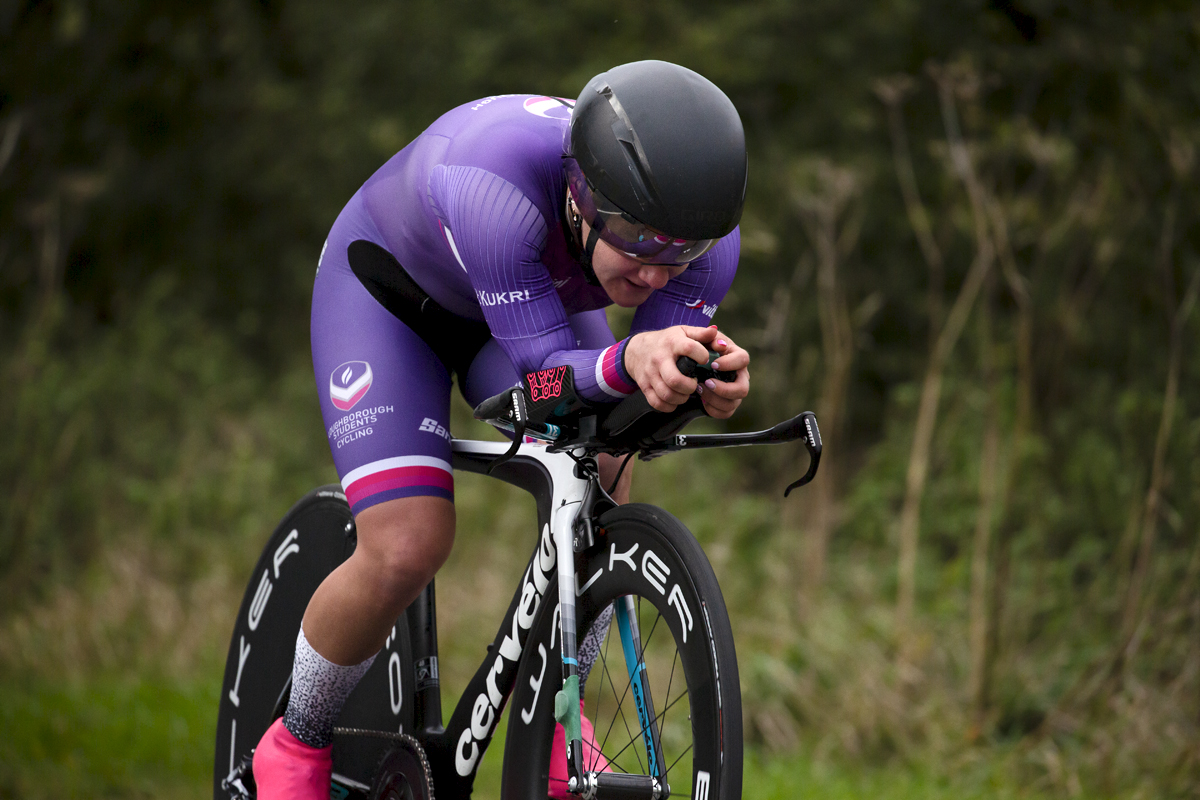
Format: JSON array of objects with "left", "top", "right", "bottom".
[{"left": 639, "top": 265, "right": 671, "bottom": 290}]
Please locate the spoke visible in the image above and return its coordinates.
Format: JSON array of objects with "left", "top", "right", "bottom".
[
  {"left": 616, "top": 680, "right": 646, "bottom": 773},
  {"left": 604, "top": 752, "right": 637, "bottom": 775},
  {"left": 583, "top": 731, "right": 608, "bottom": 762},
  {"left": 641, "top": 605, "right": 663, "bottom": 653},
  {"left": 598, "top": 634, "right": 636, "bottom": 756},
  {"left": 585, "top": 617, "right": 636, "bottom": 773},
  {"left": 593, "top": 615, "right": 615, "bottom": 739},
  {"left": 659, "top": 648, "right": 680, "bottom": 740},
  {"left": 602, "top": 689, "right": 690, "bottom": 771},
  {"left": 596, "top": 613, "right": 644, "bottom": 771},
  {"left": 664, "top": 742, "right": 695, "bottom": 780},
  {"left": 592, "top": 597, "right": 696, "bottom": 782},
  {"left": 608, "top": 761, "right": 636, "bottom": 775}
]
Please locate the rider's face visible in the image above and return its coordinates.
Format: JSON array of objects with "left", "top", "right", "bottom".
[{"left": 583, "top": 220, "right": 688, "bottom": 307}]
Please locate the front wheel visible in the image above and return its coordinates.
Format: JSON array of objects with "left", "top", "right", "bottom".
[{"left": 502, "top": 504, "right": 742, "bottom": 799}]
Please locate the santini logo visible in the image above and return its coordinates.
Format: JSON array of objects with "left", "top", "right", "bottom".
[
  {"left": 684, "top": 298, "right": 718, "bottom": 319},
  {"left": 419, "top": 417, "right": 451, "bottom": 441},
  {"left": 329, "top": 361, "right": 373, "bottom": 411}
]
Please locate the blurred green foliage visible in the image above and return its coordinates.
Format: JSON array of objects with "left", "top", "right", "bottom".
[{"left": 3, "top": 0, "right": 1200, "bottom": 796}]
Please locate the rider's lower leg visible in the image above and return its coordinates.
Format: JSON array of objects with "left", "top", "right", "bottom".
[{"left": 253, "top": 496, "right": 455, "bottom": 799}]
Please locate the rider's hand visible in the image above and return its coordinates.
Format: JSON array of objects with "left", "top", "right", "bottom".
[
  {"left": 625, "top": 325, "right": 749, "bottom": 414},
  {"left": 625, "top": 326, "right": 713, "bottom": 412},
  {"left": 697, "top": 328, "right": 749, "bottom": 420}
]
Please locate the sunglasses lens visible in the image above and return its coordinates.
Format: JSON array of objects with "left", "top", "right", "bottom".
[{"left": 565, "top": 159, "right": 717, "bottom": 264}]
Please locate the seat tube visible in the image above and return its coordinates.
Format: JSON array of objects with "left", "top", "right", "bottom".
[{"left": 405, "top": 578, "right": 443, "bottom": 736}]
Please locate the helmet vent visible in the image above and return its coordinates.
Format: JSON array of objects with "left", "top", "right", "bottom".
[{"left": 597, "top": 82, "right": 662, "bottom": 210}]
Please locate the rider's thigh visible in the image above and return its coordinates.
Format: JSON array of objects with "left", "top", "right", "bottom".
[
  {"left": 311, "top": 227, "right": 457, "bottom": 519},
  {"left": 351, "top": 495, "right": 456, "bottom": 593}
]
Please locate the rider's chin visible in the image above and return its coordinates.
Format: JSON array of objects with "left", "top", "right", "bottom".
[
  {"left": 622, "top": 280, "right": 653, "bottom": 303},
  {"left": 607, "top": 283, "right": 648, "bottom": 307}
]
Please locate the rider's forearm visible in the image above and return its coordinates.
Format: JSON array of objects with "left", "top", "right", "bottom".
[{"left": 540, "top": 338, "right": 636, "bottom": 402}]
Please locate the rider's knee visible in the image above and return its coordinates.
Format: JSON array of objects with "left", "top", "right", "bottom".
[{"left": 351, "top": 496, "right": 455, "bottom": 607}]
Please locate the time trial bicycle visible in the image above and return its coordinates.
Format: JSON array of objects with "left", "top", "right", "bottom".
[{"left": 214, "top": 354, "right": 821, "bottom": 800}]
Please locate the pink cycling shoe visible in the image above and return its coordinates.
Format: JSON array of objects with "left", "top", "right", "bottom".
[
  {"left": 548, "top": 700, "right": 611, "bottom": 799},
  {"left": 252, "top": 717, "right": 333, "bottom": 800}
]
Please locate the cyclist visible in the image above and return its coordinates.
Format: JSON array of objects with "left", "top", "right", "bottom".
[{"left": 253, "top": 60, "right": 751, "bottom": 799}]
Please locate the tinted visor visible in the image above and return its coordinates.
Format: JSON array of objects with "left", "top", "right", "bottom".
[{"left": 564, "top": 158, "right": 718, "bottom": 265}]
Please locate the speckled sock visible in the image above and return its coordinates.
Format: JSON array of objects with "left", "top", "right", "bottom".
[
  {"left": 578, "top": 602, "right": 614, "bottom": 696},
  {"left": 282, "top": 628, "right": 377, "bottom": 748}
]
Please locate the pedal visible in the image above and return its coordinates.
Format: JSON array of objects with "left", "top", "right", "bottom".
[{"left": 331, "top": 772, "right": 373, "bottom": 800}]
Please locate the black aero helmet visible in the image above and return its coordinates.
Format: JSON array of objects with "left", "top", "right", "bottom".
[{"left": 565, "top": 60, "right": 747, "bottom": 265}]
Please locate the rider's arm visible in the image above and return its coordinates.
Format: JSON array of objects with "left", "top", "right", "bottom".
[
  {"left": 429, "top": 165, "right": 638, "bottom": 402},
  {"left": 627, "top": 230, "right": 740, "bottom": 336},
  {"left": 623, "top": 232, "right": 750, "bottom": 416}
]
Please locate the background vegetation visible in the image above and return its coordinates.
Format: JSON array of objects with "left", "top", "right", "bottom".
[{"left": 3, "top": 0, "right": 1199, "bottom": 796}]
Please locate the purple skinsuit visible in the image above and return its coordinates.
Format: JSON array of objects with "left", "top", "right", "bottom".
[{"left": 311, "top": 94, "right": 740, "bottom": 514}]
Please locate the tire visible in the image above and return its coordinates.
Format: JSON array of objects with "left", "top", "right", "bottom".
[
  {"left": 501, "top": 504, "right": 742, "bottom": 800},
  {"left": 213, "top": 486, "right": 415, "bottom": 799}
]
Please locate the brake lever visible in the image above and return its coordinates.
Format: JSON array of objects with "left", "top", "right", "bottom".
[
  {"left": 783, "top": 411, "right": 822, "bottom": 497},
  {"left": 487, "top": 388, "right": 528, "bottom": 473}
]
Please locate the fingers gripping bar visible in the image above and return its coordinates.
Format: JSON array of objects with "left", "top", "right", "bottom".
[
  {"left": 600, "top": 351, "right": 733, "bottom": 438},
  {"left": 471, "top": 358, "right": 823, "bottom": 496}
]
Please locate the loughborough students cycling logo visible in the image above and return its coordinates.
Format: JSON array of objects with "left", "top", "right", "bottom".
[{"left": 330, "top": 361, "right": 373, "bottom": 411}]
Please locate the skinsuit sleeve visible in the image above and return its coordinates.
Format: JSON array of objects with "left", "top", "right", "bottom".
[
  {"left": 429, "top": 165, "right": 741, "bottom": 402},
  {"left": 429, "top": 164, "right": 637, "bottom": 401}
]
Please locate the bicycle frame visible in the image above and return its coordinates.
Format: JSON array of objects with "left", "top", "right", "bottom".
[
  {"left": 403, "top": 438, "right": 606, "bottom": 797},
  {"left": 215, "top": 353, "right": 821, "bottom": 800},
  {"left": 393, "top": 398, "right": 822, "bottom": 797}
]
